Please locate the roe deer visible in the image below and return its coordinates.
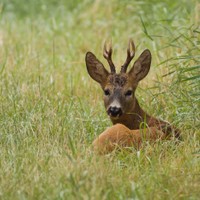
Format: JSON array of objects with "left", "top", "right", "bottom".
[{"left": 85, "top": 39, "right": 181, "bottom": 153}]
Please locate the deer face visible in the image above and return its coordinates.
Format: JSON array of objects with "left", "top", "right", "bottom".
[
  {"left": 103, "top": 73, "right": 136, "bottom": 118},
  {"left": 85, "top": 40, "right": 151, "bottom": 119}
]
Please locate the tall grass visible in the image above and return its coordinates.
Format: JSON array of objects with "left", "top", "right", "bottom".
[{"left": 0, "top": 0, "right": 199, "bottom": 199}]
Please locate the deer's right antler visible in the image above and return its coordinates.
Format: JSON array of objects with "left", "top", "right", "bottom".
[
  {"left": 120, "top": 39, "right": 135, "bottom": 73},
  {"left": 103, "top": 41, "right": 116, "bottom": 73}
]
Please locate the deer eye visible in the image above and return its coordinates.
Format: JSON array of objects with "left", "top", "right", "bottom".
[
  {"left": 104, "top": 89, "right": 110, "bottom": 96},
  {"left": 125, "top": 90, "right": 133, "bottom": 97}
]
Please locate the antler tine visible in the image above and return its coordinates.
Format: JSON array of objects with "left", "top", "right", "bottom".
[
  {"left": 103, "top": 41, "right": 116, "bottom": 73},
  {"left": 120, "top": 39, "right": 135, "bottom": 73}
]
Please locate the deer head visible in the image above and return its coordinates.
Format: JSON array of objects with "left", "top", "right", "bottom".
[{"left": 85, "top": 39, "right": 151, "bottom": 120}]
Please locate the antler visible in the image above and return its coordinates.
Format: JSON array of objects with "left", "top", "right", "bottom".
[
  {"left": 103, "top": 41, "right": 116, "bottom": 73},
  {"left": 120, "top": 39, "right": 135, "bottom": 73}
]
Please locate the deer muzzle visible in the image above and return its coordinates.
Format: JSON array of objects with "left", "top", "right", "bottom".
[{"left": 107, "top": 106, "right": 123, "bottom": 118}]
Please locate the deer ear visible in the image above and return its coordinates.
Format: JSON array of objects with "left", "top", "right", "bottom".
[
  {"left": 128, "top": 49, "right": 151, "bottom": 82},
  {"left": 85, "top": 52, "right": 109, "bottom": 85}
]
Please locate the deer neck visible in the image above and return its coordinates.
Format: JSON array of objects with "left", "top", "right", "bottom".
[{"left": 110, "top": 97, "right": 151, "bottom": 130}]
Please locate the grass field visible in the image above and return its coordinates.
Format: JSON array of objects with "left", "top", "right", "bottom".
[{"left": 0, "top": 0, "right": 199, "bottom": 199}]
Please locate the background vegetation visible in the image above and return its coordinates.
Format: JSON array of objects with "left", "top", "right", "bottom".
[{"left": 0, "top": 0, "right": 199, "bottom": 199}]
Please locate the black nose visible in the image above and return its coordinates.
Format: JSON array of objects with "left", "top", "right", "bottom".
[{"left": 108, "top": 106, "right": 122, "bottom": 117}]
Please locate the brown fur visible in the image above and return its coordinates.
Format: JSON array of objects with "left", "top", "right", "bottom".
[
  {"left": 108, "top": 74, "right": 128, "bottom": 87},
  {"left": 93, "top": 124, "right": 167, "bottom": 154}
]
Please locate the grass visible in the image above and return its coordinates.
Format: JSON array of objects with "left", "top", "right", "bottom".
[{"left": 0, "top": 0, "right": 199, "bottom": 199}]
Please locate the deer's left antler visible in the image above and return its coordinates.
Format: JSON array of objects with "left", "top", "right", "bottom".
[{"left": 121, "top": 39, "right": 135, "bottom": 73}]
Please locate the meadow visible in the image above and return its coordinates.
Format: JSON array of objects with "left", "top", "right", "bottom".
[{"left": 0, "top": 0, "right": 199, "bottom": 199}]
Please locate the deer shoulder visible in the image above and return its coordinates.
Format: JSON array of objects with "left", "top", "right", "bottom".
[{"left": 93, "top": 124, "right": 166, "bottom": 154}]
